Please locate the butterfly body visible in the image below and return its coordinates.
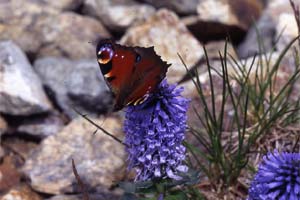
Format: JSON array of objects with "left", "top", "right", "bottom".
[{"left": 96, "top": 39, "right": 170, "bottom": 111}]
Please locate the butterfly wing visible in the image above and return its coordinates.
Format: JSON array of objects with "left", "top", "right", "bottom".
[{"left": 96, "top": 40, "right": 170, "bottom": 111}]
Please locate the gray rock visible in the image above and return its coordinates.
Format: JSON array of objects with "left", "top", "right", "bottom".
[
  {"left": 0, "top": 41, "right": 52, "bottom": 116},
  {"left": 34, "top": 57, "right": 113, "bottom": 118},
  {"left": 17, "top": 112, "right": 65, "bottom": 138},
  {"left": 141, "top": 0, "right": 199, "bottom": 15},
  {"left": 186, "top": 0, "right": 265, "bottom": 44},
  {"left": 37, "top": 12, "right": 111, "bottom": 59},
  {"left": 42, "top": 0, "right": 83, "bottom": 10},
  {"left": 120, "top": 9, "right": 204, "bottom": 84},
  {"left": 83, "top": 0, "right": 155, "bottom": 31},
  {"left": 237, "top": 13, "right": 276, "bottom": 59},
  {"left": 264, "top": 0, "right": 300, "bottom": 51},
  {"left": 0, "top": 1, "right": 110, "bottom": 59},
  {"left": 0, "top": 0, "right": 59, "bottom": 53},
  {"left": 22, "top": 117, "right": 126, "bottom": 195}
]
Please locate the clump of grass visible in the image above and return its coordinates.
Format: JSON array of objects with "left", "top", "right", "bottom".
[{"left": 181, "top": 34, "right": 300, "bottom": 198}]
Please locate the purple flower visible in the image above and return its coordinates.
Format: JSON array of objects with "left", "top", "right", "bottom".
[
  {"left": 124, "top": 80, "right": 189, "bottom": 181},
  {"left": 248, "top": 150, "right": 300, "bottom": 200}
]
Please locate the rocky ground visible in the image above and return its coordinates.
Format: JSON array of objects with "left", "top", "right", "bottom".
[{"left": 0, "top": 0, "right": 299, "bottom": 199}]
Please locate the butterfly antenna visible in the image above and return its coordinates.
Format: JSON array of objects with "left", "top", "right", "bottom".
[{"left": 72, "top": 107, "right": 125, "bottom": 146}]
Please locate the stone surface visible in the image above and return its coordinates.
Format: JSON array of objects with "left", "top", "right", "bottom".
[
  {"left": 237, "top": 0, "right": 300, "bottom": 58},
  {"left": 0, "top": 1, "right": 110, "bottom": 59},
  {"left": 0, "top": 41, "right": 52, "bottom": 116},
  {"left": 197, "top": 0, "right": 264, "bottom": 29},
  {"left": 0, "top": 0, "right": 58, "bottom": 53},
  {"left": 22, "top": 116, "right": 126, "bottom": 195},
  {"left": 34, "top": 57, "right": 113, "bottom": 118},
  {"left": 42, "top": 0, "right": 83, "bottom": 10},
  {"left": 141, "top": 0, "right": 199, "bottom": 15},
  {"left": 0, "top": 184, "right": 41, "bottom": 200},
  {"left": 37, "top": 12, "right": 111, "bottom": 59},
  {"left": 17, "top": 112, "right": 65, "bottom": 138},
  {"left": 237, "top": 13, "right": 276, "bottom": 59},
  {"left": 120, "top": 9, "right": 204, "bottom": 83},
  {"left": 186, "top": 0, "right": 265, "bottom": 44},
  {"left": 264, "top": 0, "right": 300, "bottom": 51},
  {"left": 204, "top": 40, "right": 237, "bottom": 59},
  {"left": 83, "top": 0, "right": 155, "bottom": 31}
]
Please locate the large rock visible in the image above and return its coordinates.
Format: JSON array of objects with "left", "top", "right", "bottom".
[
  {"left": 264, "top": 0, "right": 300, "bottom": 51},
  {"left": 0, "top": 1, "right": 110, "bottom": 59},
  {"left": 37, "top": 12, "right": 111, "bottom": 59},
  {"left": 236, "top": 13, "right": 276, "bottom": 59},
  {"left": 83, "top": 0, "right": 155, "bottom": 32},
  {"left": 186, "top": 0, "right": 266, "bottom": 44},
  {"left": 22, "top": 116, "right": 126, "bottom": 195},
  {"left": 140, "top": 0, "right": 199, "bottom": 15},
  {"left": 120, "top": 9, "right": 204, "bottom": 83},
  {"left": 0, "top": 41, "right": 52, "bottom": 116},
  {"left": 237, "top": 0, "right": 300, "bottom": 59},
  {"left": 0, "top": 0, "right": 58, "bottom": 53},
  {"left": 34, "top": 57, "right": 113, "bottom": 118},
  {"left": 42, "top": 0, "right": 83, "bottom": 10}
]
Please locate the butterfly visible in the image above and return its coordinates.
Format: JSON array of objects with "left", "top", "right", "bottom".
[{"left": 96, "top": 39, "right": 170, "bottom": 111}]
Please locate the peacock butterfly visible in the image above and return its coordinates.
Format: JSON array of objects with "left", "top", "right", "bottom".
[{"left": 96, "top": 39, "right": 170, "bottom": 111}]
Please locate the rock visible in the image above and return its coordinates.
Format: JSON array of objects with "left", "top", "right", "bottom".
[
  {"left": 140, "top": 0, "right": 199, "bottom": 15},
  {"left": 22, "top": 116, "right": 126, "bottom": 195},
  {"left": 0, "top": 0, "right": 58, "bottom": 53},
  {"left": 236, "top": 13, "right": 276, "bottom": 59},
  {"left": 204, "top": 40, "right": 237, "bottom": 59},
  {"left": 42, "top": 0, "right": 83, "bottom": 10},
  {"left": 264, "top": 0, "right": 300, "bottom": 51},
  {"left": 178, "top": 40, "right": 237, "bottom": 84},
  {"left": 17, "top": 112, "right": 65, "bottom": 138},
  {"left": 0, "top": 1, "right": 110, "bottom": 59},
  {"left": 0, "top": 184, "right": 42, "bottom": 200},
  {"left": 37, "top": 12, "right": 111, "bottom": 59},
  {"left": 186, "top": 0, "right": 265, "bottom": 44},
  {"left": 120, "top": 9, "right": 204, "bottom": 83},
  {"left": 46, "top": 193, "right": 120, "bottom": 200},
  {"left": 0, "top": 41, "right": 52, "bottom": 116},
  {"left": 83, "top": 0, "right": 155, "bottom": 32},
  {"left": 34, "top": 57, "right": 113, "bottom": 118}
]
